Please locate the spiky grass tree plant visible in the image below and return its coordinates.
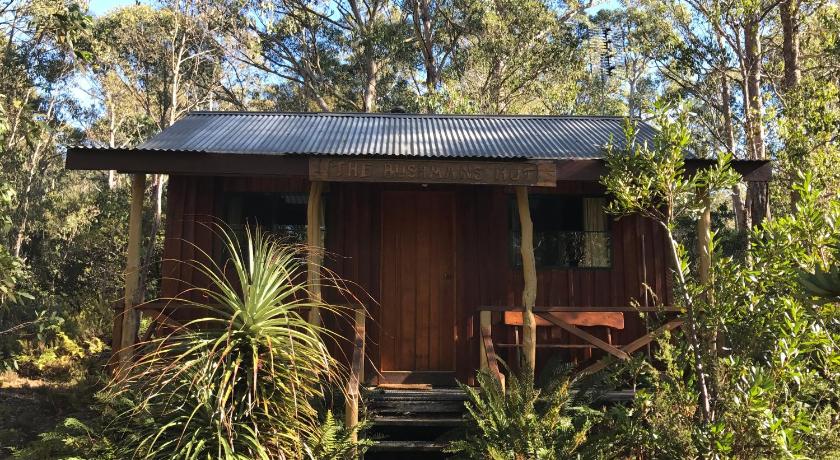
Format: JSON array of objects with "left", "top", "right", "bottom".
[{"left": 106, "top": 226, "right": 342, "bottom": 459}]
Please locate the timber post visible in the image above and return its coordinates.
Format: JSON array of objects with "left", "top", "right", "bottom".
[
  {"left": 515, "top": 186, "right": 537, "bottom": 372},
  {"left": 345, "top": 307, "right": 366, "bottom": 442},
  {"left": 307, "top": 181, "right": 325, "bottom": 326},
  {"left": 478, "top": 310, "right": 491, "bottom": 370},
  {"left": 116, "top": 173, "right": 145, "bottom": 369}
]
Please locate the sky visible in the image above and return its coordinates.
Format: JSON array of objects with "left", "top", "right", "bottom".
[{"left": 88, "top": 0, "right": 138, "bottom": 16}]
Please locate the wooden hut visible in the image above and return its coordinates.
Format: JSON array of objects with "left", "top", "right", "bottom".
[{"left": 66, "top": 112, "right": 769, "bottom": 451}]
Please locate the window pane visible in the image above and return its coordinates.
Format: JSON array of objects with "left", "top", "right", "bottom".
[
  {"left": 224, "top": 192, "right": 309, "bottom": 244},
  {"left": 511, "top": 195, "right": 611, "bottom": 268}
]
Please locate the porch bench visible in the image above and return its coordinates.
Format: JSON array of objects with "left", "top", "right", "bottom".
[{"left": 497, "top": 310, "right": 624, "bottom": 350}]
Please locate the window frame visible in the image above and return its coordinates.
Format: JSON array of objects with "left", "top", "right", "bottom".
[
  {"left": 221, "top": 191, "right": 328, "bottom": 249},
  {"left": 508, "top": 193, "right": 613, "bottom": 271}
]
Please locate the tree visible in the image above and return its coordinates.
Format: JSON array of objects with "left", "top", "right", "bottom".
[
  {"left": 89, "top": 1, "right": 231, "bottom": 299},
  {"left": 602, "top": 102, "right": 740, "bottom": 423},
  {"left": 445, "top": 0, "right": 587, "bottom": 114},
  {"left": 234, "top": 0, "right": 411, "bottom": 113},
  {"left": 599, "top": 103, "right": 840, "bottom": 458}
]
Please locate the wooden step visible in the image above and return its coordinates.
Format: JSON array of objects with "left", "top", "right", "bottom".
[
  {"left": 368, "top": 399, "right": 465, "bottom": 414},
  {"left": 372, "top": 416, "right": 463, "bottom": 427},
  {"left": 366, "top": 388, "right": 467, "bottom": 401},
  {"left": 370, "top": 440, "right": 448, "bottom": 452}
]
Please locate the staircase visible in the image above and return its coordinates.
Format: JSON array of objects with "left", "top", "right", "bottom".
[{"left": 364, "top": 388, "right": 467, "bottom": 459}]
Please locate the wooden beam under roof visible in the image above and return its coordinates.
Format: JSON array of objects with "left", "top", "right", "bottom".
[{"left": 66, "top": 148, "right": 771, "bottom": 182}]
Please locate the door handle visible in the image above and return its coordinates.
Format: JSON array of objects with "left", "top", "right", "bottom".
[{"left": 443, "top": 272, "right": 452, "bottom": 280}]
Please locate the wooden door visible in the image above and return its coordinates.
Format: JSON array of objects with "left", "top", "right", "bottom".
[{"left": 380, "top": 191, "right": 456, "bottom": 384}]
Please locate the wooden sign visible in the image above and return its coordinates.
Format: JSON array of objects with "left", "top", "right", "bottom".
[{"left": 309, "top": 158, "right": 556, "bottom": 186}]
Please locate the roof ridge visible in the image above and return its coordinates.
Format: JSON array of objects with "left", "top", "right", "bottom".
[{"left": 185, "top": 110, "right": 641, "bottom": 121}]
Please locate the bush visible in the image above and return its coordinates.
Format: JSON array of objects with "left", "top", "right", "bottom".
[
  {"left": 14, "top": 332, "right": 106, "bottom": 382},
  {"left": 447, "top": 368, "right": 600, "bottom": 459},
  {"left": 103, "top": 226, "right": 348, "bottom": 459},
  {"left": 303, "top": 410, "right": 372, "bottom": 459}
]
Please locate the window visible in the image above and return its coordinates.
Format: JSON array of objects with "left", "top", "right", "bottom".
[
  {"left": 511, "top": 195, "right": 611, "bottom": 268},
  {"left": 223, "top": 192, "right": 309, "bottom": 244}
]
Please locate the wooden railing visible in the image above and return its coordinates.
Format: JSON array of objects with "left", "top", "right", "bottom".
[
  {"left": 345, "top": 308, "right": 366, "bottom": 440},
  {"left": 478, "top": 306, "right": 683, "bottom": 376},
  {"left": 480, "top": 325, "right": 505, "bottom": 391}
]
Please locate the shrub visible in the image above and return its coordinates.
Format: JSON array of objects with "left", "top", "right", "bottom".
[
  {"left": 303, "top": 410, "right": 372, "bottom": 459},
  {"left": 104, "top": 226, "right": 346, "bottom": 459},
  {"left": 14, "top": 332, "right": 105, "bottom": 381},
  {"left": 447, "top": 368, "right": 600, "bottom": 459}
]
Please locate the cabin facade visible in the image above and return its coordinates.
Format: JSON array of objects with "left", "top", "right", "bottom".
[{"left": 66, "top": 112, "right": 771, "bottom": 389}]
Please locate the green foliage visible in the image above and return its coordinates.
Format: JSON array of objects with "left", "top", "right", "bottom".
[
  {"left": 799, "top": 264, "right": 840, "bottom": 300},
  {"left": 447, "top": 368, "right": 600, "bottom": 459},
  {"left": 0, "top": 182, "right": 29, "bottom": 305},
  {"left": 302, "top": 410, "right": 372, "bottom": 460},
  {"left": 12, "top": 416, "right": 117, "bottom": 460},
  {"left": 585, "top": 340, "right": 700, "bottom": 459},
  {"left": 14, "top": 332, "right": 105, "bottom": 381},
  {"left": 596, "top": 101, "right": 840, "bottom": 458},
  {"left": 103, "top": 226, "right": 345, "bottom": 459},
  {"left": 602, "top": 100, "right": 740, "bottom": 230}
]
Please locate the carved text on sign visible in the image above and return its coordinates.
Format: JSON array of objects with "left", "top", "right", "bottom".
[{"left": 309, "top": 158, "right": 556, "bottom": 186}]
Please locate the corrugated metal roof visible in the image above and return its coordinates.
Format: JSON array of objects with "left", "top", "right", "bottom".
[{"left": 137, "top": 112, "right": 656, "bottom": 160}]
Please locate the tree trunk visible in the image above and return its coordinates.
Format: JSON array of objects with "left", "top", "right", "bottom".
[
  {"left": 116, "top": 174, "right": 146, "bottom": 370},
  {"left": 743, "top": 19, "right": 769, "bottom": 227},
  {"left": 781, "top": 0, "right": 802, "bottom": 206},
  {"left": 307, "top": 181, "right": 325, "bottom": 326},
  {"left": 780, "top": 0, "right": 801, "bottom": 91},
  {"left": 515, "top": 186, "right": 537, "bottom": 373},
  {"left": 363, "top": 58, "right": 378, "bottom": 112},
  {"left": 719, "top": 69, "right": 747, "bottom": 232},
  {"left": 413, "top": 0, "right": 438, "bottom": 95},
  {"left": 107, "top": 94, "right": 118, "bottom": 190},
  {"left": 743, "top": 20, "right": 765, "bottom": 161},
  {"left": 664, "top": 223, "right": 713, "bottom": 422}
]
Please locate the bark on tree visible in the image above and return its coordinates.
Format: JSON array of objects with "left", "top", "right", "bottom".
[
  {"left": 363, "top": 58, "right": 378, "bottom": 112},
  {"left": 715, "top": 29, "right": 747, "bottom": 232},
  {"left": 743, "top": 18, "right": 770, "bottom": 227},
  {"left": 307, "top": 181, "right": 325, "bottom": 326},
  {"left": 515, "top": 186, "right": 537, "bottom": 373},
  {"left": 780, "top": 0, "right": 802, "bottom": 91},
  {"left": 696, "top": 187, "right": 720, "bottom": 358},
  {"left": 781, "top": 0, "right": 802, "bottom": 206},
  {"left": 117, "top": 174, "right": 146, "bottom": 369},
  {"left": 409, "top": 0, "right": 439, "bottom": 93},
  {"left": 664, "top": 222, "right": 714, "bottom": 422}
]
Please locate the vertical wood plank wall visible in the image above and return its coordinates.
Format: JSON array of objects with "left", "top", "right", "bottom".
[{"left": 161, "top": 176, "right": 673, "bottom": 381}]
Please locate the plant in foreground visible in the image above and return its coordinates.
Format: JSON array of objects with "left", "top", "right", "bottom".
[
  {"left": 104, "top": 226, "right": 346, "bottom": 459},
  {"left": 303, "top": 410, "right": 372, "bottom": 459},
  {"left": 447, "top": 368, "right": 600, "bottom": 459}
]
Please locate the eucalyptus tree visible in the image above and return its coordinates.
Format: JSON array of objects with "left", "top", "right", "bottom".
[
  {"left": 627, "top": 0, "right": 780, "bottom": 227},
  {"left": 89, "top": 1, "right": 233, "bottom": 299},
  {"left": 233, "top": 0, "right": 413, "bottom": 113},
  {"left": 445, "top": 0, "right": 589, "bottom": 114},
  {"left": 398, "top": 0, "right": 482, "bottom": 110},
  {"left": 91, "top": 2, "right": 226, "bottom": 133},
  {"left": 0, "top": 0, "right": 90, "bottom": 259},
  {"left": 587, "top": 7, "right": 659, "bottom": 118},
  {"left": 772, "top": 2, "right": 840, "bottom": 212}
]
